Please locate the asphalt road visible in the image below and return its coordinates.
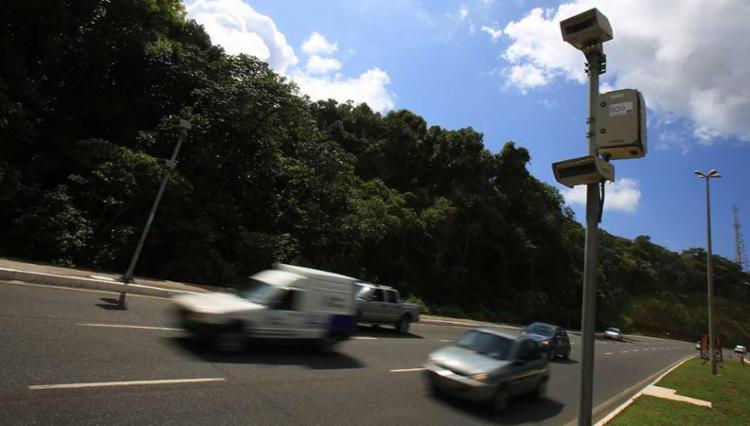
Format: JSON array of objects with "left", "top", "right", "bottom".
[{"left": 0, "top": 281, "right": 695, "bottom": 425}]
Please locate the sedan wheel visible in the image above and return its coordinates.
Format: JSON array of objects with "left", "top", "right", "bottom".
[
  {"left": 532, "top": 380, "right": 547, "bottom": 399},
  {"left": 493, "top": 389, "right": 509, "bottom": 413},
  {"left": 547, "top": 348, "right": 556, "bottom": 360}
]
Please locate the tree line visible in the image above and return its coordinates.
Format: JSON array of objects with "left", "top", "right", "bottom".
[{"left": 1, "top": 0, "right": 748, "bottom": 342}]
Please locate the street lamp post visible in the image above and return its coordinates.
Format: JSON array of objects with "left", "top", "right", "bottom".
[
  {"left": 695, "top": 169, "right": 721, "bottom": 375},
  {"left": 120, "top": 119, "right": 191, "bottom": 303}
]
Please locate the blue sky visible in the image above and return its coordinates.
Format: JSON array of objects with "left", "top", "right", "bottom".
[{"left": 185, "top": 0, "right": 750, "bottom": 264}]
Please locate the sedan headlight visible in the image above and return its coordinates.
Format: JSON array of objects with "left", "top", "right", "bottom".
[
  {"left": 539, "top": 340, "right": 551, "bottom": 346},
  {"left": 472, "top": 373, "right": 489, "bottom": 382}
]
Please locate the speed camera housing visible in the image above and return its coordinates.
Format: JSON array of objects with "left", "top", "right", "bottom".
[
  {"left": 553, "top": 155, "right": 614, "bottom": 188},
  {"left": 560, "top": 8, "right": 613, "bottom": 49},
  {"left": 595, "top": 89, "right": 647, "bottom": 160}
]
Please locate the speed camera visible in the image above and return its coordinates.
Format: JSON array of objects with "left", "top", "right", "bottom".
[
  {"left": 595, "top": 89, "right": 647, "bottom": 160},
  {"left": 560, "top": 8, "right": 613, "bottom": 49},
  {"left": 552, "top": 155, "right": 614, "bottom": 188}
]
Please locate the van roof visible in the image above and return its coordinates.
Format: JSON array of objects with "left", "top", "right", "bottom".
[{"left": 274, "top": 264, "right": 358, "bottom": 285}]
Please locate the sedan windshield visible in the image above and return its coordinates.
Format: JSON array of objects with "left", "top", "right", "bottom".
[
  {"left": 455, "top": 330, "right": 513, "bottom": 360},
  {"left": 238, "top": 278, "right": 283, "bottom": 305},
  {"left": 607, "top": 327, "right": 621, "bottom": 333},
  {"left": 524, "top": 323, "right": 554, "bottom": 337}
]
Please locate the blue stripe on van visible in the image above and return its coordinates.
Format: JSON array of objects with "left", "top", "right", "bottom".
[{"left": 329, "top": 314, "right": 356, "bottom": 333}]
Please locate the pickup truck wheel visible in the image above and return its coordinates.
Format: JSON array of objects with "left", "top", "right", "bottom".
[{"left": 396, "top": 315, "right": 412, "bottom": 334}]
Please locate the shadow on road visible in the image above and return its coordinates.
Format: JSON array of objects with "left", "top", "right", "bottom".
[
  {"left": 430, "top": 392, "right": 564, "bottom": 424},
  {"left": 95, "top": 297, "right": 128, "bottom": 310},
  {"left": 168, "top": 336, "right": 366, "bottom": 370},
  {"left": 551, "top": 358, "right": 578, "bottom": 365},
  {"left": 355, "top": 324, "right": 424, "bottom": 339}
]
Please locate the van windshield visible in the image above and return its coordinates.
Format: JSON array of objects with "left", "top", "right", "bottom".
[{"left": 239, "top": 278, "right": 283, "bottom": 305}]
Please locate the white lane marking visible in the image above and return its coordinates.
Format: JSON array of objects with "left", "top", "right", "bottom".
[
  {"left": 30, "top": 377, "right": 225, "bottom": 390},
  {"left": 390, "top": 368, "right": 426, "bottom": 373},
  {"left": 632, "top": 349, "right": 639, "bottom": 352},
  {"left": 621, "top": 351, "right": 629, "bottom": 354},
  {"left": 91, "top": 275, "right": 115, "bottom": 281},
  {"left": 439, "top": 339, "right": 453, "bottom": 342},
  {"left": 352, "top": 336, "right": 378, "bottom": 340},
  {"left": 0, "top": 280, "right": 169, "bottom": 300},
  {"left": 604, "top": 352, "right": 613, "bottom": 355},
  {"left": 77, "top": 323, "right": 181, "bottom": 331}
]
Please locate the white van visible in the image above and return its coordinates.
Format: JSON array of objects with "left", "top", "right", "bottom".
[{"left": 173, "top": 264, "right": 358, "bottom": 352}]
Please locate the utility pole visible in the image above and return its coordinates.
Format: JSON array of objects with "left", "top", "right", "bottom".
[
  {"left": 120, "top": 119, "right": 191, "bottom": 303},
  {"left": 695, "top": 169, "right": 721, "bottom": 375},
  {"left": 733, "top": 205, "right": 747, "bottom": 271}
]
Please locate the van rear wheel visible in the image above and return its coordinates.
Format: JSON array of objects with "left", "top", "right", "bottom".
[{"left": 396, "top": 315, "right": 411, "bottom": 334}]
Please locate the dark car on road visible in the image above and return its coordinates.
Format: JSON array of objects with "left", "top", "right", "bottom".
[
  {"left": 521, "top": 322, "right": 572, "bottom": 360},
  {"left": 423, "top": 328, "right": 550, "bottom": 412}
]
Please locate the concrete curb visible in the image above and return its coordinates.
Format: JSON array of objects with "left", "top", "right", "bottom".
[
  {"left": 0, "top": 267, "right": 199, "bottom": 299},
  {"left": 593, "top": 354, "right": 697, "bottom": 425}
]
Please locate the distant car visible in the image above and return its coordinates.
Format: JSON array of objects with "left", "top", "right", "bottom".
[
  {"left": 734, "top": 345, "right": 746, "bottom": 354},
  {"left": 603, "top": 327, "right": 624, "bottom": 342},
  {"left": 424, "top": 328, "right": 550, "bottom": 412},
  {"left": 521, "top": 322, "right": 572, "bottom": 360}
]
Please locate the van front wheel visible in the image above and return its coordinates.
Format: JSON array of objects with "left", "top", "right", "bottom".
[{"left": 319, "top": 336, "right": 339, "bottom": 354}]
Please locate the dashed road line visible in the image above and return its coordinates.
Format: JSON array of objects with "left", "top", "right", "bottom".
[
  {"left": 604, "top": 352, "right": 613, "bottom": 355},
  {"left": 77, "top": 323, "right": 181, "bottom": 331},
  {"left": 390, "top": 368, "right": 426, "bottom": 373},
  {"left": 621, "top": 351, "right": 629, "bottom": 354},
  {"left": 352, "top": 336, "right": 378, "bottom": 340},
  {"left": 439, "top": 339, "right": 453, "bottom": 342},
  {"left": 30, "top": 377, "right": 225, "bottom": 390}
]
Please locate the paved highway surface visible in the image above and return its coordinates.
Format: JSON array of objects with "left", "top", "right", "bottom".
[{"left": 0, "top": 281, "right": 694, "bottom": 425}]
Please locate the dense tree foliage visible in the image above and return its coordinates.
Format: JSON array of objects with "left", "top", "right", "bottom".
[{"left": 1, "top": 0, "right": 748, "bottom": 341}]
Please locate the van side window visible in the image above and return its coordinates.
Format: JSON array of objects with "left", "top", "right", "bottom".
[
  {"left": 274, "top": 290, "right": 299, "bottom": 311},
  {"left": 371, "top": 289, "right": 384, "bottom": 302},
  {"left": 386, "top": 291, "right": 398, "bottom": 303}
]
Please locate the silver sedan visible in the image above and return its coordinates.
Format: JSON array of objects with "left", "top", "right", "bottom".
[{"left": 423, "top": 328, "right": 550, "bottom": 412}]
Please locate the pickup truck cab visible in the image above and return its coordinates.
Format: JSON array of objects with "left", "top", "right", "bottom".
[
  {"left": 173, "top": 264, "right": 358, "bottom": 353},
  {"left": 355, "top": 283, "right": 420, "bottom": 333}
]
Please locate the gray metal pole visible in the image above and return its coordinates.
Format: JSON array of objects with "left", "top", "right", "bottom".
[
  {"left": 122, "top": 121, "right": 190, "bottom": 285},
  {"left": 705, "top": 177, "right": 716, "bottom": 375},
  {"left": 578, "top": 45, "right": 602, "bottom": 426}
]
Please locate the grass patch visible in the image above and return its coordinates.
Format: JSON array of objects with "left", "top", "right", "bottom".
[{"left": 609, "top": 357, "right": 750, "bottom": 425}]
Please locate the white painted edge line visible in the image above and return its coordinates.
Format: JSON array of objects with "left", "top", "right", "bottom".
[
  {"left": 604, "top": 352, "right": 613, "bottom": 355},
  {"left": 29, "top": 377, "right": 225, "bottom": 390},
  {"left": 77, "top": 323, "right": 181, "bottom": 331},
  {"left": 439, "top": 339, "right": 454, "bottom": 342},
  {"left": 594, "top": 355, "right": 696, "bottom": 426},
  {"left": 0, "top": 280, "right": 170, "bottom": 300},
  {"left": 390, "top": 368, "right": 426, "bottom": 373},
  {"left": 91, "top": 275, "right": 115, "bottom": 281},
  {"left": 352, "top": 336, "right": 378, "bottom": 340}
]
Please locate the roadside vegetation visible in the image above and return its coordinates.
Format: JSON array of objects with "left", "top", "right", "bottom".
[
  {"left": 1, "top": 1, "right": 748, "bottom": 340},
  {"left": 609, "top": 357, "right": 750, "bottom": 425}
]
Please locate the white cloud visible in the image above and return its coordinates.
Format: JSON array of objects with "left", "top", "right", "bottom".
[
  {"left": 185, "top": 0, "right": 297, "bottom": 73},
  {"left": 184, "top": 2, "right": 395, "bottom": 113},
  {"left": 459, "top": 6, "right": 469, "bottom": 20},
  {"left": 301, "top": 32, "right": 338, "bottom": 56},
  {"left": 305, "top": 55, "right": 342, "bottom": 75},
  {"left": 500, "top": 0, "right": 750, "bottom": 142},
  {"left": 481, "top": 25, "right": 503, "bottom": 41},
  {"left": 290, "top": 68, "right": 395, "bottom": 112},
  {"left": 563, "top": 178, "right": 641, "bottom": 213}
]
